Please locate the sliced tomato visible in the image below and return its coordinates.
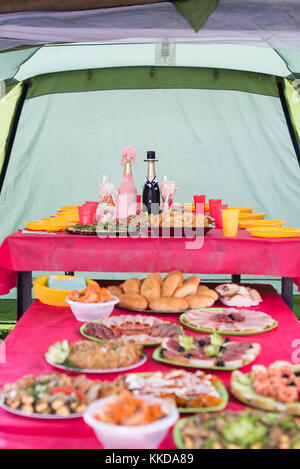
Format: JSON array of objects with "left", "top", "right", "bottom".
[{"left": 50, "top": 386, "right": 85, "bottom": 401}]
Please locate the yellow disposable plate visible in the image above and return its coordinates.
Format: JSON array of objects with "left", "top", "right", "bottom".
[
  {"left": 33, "top": 276, "right": 98, "bottom": 307},
  {"left": 247, "top": 227, "right": 300, "bottom": 238},
  {"left": 228, "top": 206, "right": 254, "bottom": 213},
  {"left": 239, "top": 212, "right": 266, "bottom": 220},
  {"left": 240, "top": 220, "right": 285, "bottom": 229},
  {"left": 59, "top": 206, "right": 79, "bottom": 210},
  {"left": 25, "top": 222, "right": 63, "bottom": 232},
  {"left": 182, "top": 203, "right": 210, "bottom": 212}
]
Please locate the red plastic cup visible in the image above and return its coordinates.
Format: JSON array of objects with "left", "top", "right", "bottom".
[
  {"left": 209, "top": 199, "right": 222, "bottom": 217},
  {"left": 193, "top": 195, "right": 205, "bottom": 214},
  {"left": 214, "top": 204, "right": 228, "bottom": 228},
  {"left": 78, "top": 206, "right": 95, "bottom": 225},
  {"left": 136, "top": 195, "right": 141, "bottom": 212}
]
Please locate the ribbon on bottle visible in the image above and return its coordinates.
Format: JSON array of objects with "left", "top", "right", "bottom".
[{"left": 121, "top": 145, "right": 137, "bottom": 166}]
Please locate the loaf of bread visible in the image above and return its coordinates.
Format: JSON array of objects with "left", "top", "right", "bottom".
[
  {"left": 140, "top": 276, "right": 161, "bottom": 303},
  {"left": 185, "top": 294, "right": 216, "bottom": 309},
  {"left": 166, "top": 270, "right": 184, "bottom": 284},
  {"left": 118, "top": 293, "right": 148, "bottom": 310},
  {"left": 149, "top": 297, "right": 188, "bottom": 312},
  {"left": 162, "top": 273, "right": 182, "bottom": 297},
  {"left": 122, "top": 278, "right": 141, "bottom": 295},
  {"left": 107, "top": 285, "right": 123, "bottom": 298}
]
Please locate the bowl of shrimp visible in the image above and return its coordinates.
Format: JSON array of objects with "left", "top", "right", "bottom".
[{"left": 66, "top": 283, "right": 119, "bottom": 322}]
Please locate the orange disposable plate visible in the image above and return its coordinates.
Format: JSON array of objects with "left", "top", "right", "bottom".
[
  {"left": 247, "top": 227, "right": 300, "bottom": 238},
  {"left": 239, "top": 212, "right": 266, "bottom": 220},
  {"left": 228, "top": 206, "right": 254, "bottom": 213},
  {"left": 240, "top": 220, "right": 285, "bottom": 229}
]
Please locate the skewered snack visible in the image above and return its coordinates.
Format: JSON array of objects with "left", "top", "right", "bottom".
[
  {"left": 215, "top": 283, "right": 262, "bottom": 307},
  {"left": 46, "top": 339, "right": 145, "bottom": 371},
  {"left": 113, "top": 272, "right": 217, "bottom": 313},
  {"left": 0, "top": 372, "right": 116, "bottom": 417},
  {"left": 81, "top": 314, "right": 182, "bottom": 345},
  {"left": 116, "top": 369, "right": 227, "bottom": 411},
  {"left": 175, "top": 409, "right": 300, "bottom": 449}
]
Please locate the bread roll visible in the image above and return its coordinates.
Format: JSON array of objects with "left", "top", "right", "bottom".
[
  {"left": 147, "top": 273, "right": 163, "bottom": 285},
  {"left": 118, "top": 293, "right": 148, "bottom": 310},
  {"left": 166, "top": 270, "right": 184, "bottom": 284},
  {"left": 123, "top": 278, "right": 141, "bottom": 295},
  {"left": 119, "top": 282, "right": 125, "bottom": 291},
  {"left": 185, "top": 294, "right": 215, "bottom": 309},
  {"left": 107, "top": 285, "right": 123, "bottom": 298},
  {"left": 174, "top": 279, "right": 198, "bottom": 298},
  {"left": 185, "top": 276, "right": 200, "bottom": 287},
  {"left": 140, "top": 277, "right": 161, "bottom": 303},
  {"left": 197, "top": 285, "right": 219, "bottom": 301},
  {"left": 162, "top": 273, "right": 182, "bottom": 297},
  {"left": 149, "top": 297, "right": 188, "bottom": 312}
]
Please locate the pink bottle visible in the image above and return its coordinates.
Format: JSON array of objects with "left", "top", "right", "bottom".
[{"left": 116, "top": 146, "right": 137, "bottom": 219}]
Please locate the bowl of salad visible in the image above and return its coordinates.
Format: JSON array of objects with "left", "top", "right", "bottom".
[{"left": 84, "top": 390, "right": 178, "bottom": 449}]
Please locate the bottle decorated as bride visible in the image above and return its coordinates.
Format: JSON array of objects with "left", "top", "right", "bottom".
[{"left": 116, "top": 146, "right": 137, "bottom": 219}]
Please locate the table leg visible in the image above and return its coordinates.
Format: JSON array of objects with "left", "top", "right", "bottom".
[
  {"left": 65, "top": 272, "right": 74, "bottom": 276},
  {"left": 17, "top": 271, "right": 32, "bottom": 320},
  {"left": 281, "top": 277, "right": 293, "bottom": 310},
  {"left": 231, "top": 275, "right": 241, "bottom": 283}
]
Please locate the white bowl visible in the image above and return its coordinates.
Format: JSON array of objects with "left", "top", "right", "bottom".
[
  {"left": 84, "top": 395, "right": 178, "bottom": 449},
  {"left": 65, "top": 295, "right": 119, "bottom": 322}
]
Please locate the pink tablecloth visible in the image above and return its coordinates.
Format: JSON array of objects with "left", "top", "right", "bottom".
[
  {"left": 1, "top": 285, "right": 300, "bottom": 449},
  {"left": 1, "top": 230, "right": 300, "bottom": 294}
]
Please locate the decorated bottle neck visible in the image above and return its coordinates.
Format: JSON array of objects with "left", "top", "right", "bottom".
[{"left": 146, "top": 161, "right": 156, "bottom": 181}]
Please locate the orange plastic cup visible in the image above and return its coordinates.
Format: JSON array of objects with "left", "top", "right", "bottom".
[{"left": 222, "top": 209, "right": 240, "bottom": 237}]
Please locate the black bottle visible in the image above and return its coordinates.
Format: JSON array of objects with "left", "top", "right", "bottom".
[{"left": 142, "top": 151, "right": 160, "bottom": 214}]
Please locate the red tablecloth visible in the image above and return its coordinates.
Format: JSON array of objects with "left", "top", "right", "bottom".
[
  {"left": 1, "top": 230, "right": 300, "bottom": 294},
  {"left": 1, "top": 285, "right": 300, "bottom": 449}
]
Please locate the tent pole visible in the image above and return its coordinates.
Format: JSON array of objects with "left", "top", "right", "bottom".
[
  {"left": 281, "top": 277, "right": 293, "bottom": 311},
  {"left": 17, "top": 271, "right": 32, "bottom": 320}
]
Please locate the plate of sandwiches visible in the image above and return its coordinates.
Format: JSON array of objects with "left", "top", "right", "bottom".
[
  {"left": 153, "top": 333, "right": 261, "bottom": 370},
  {"left": 231, "top": 361, "right": 300, "bottom": 415},
  {"left": 110, "top": 271, "right": 218, "bottom": 314},
  {"left": 147, "top": 210, "right": 214, "bottom": 237},
  {"left": 115, "top": 369, "right": 228, "bottom": 413},
  {"left": 180, "top": 307, "right": 278, "bottom": 336},
  {"left": 80, "top": 314, "right": 183, "bottom": 346},
  {"left": 45, "top": 339, "right": 146, "bottom": 373}
]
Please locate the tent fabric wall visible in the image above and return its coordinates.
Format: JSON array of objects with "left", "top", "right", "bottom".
[
  {"left": 0, "top": 82, "right": 23, "bottom": 175},
  {"left": 284, "top": 79, "right": 300, "bottom": 149},
  {"left": 0, "top": 68, "right": 299, "bottom": 245}
]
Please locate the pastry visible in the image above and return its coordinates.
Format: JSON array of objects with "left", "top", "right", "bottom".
[
  {"left": 162, "top": 273, "right": 182, "bottom": 297},
  {"left": 122, "top": 278, "right": 141, "bottom": 295},
  {"left": 149, "top": 297, "right": 188, "bottom": 312},
  {"left": 118, "top": 293, "right": 148, "bottom": 310},
  {"left": 197, "top": 285, "right": 219, "bottom": 301},
  {"left": 216, "top": 283, "right": 262, "bottom": 307},
  {"left": 174, "top": 278, "right": 199, "bottom": 298},
  {"left": 140, "top": 276, "right": 161, "bottom": 303},
  {"left": 107, "top": 285, "right": 123, "bottom": 298},
  {"left": 185, "top": 294, "right": 216, "bottom": 309}
]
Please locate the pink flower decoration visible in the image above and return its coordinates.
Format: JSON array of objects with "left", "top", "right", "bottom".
[{"left": 121, "top": 145, "right": 137, "bottom": 166}]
